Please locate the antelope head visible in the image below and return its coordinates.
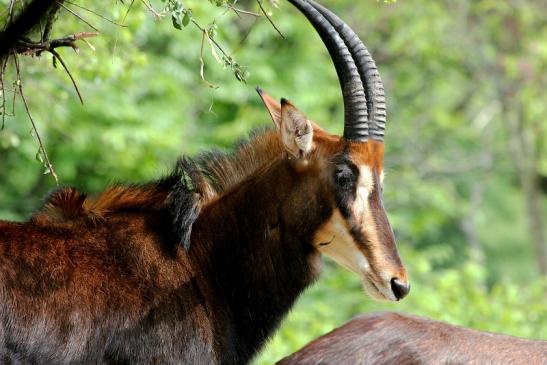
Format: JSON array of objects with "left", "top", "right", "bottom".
[{"left": 258, "top": 0, "right": 409, "bottom": 301}]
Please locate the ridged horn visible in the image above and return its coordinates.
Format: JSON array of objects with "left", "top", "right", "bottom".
[
  {"left": 308, "top": 0, "right": 388, "bottom": 141},
  {"left": 288, "top": 0, "right": 369, "bottom": 141}
]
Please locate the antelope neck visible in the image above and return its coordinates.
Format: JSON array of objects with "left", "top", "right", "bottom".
[{"left": 189, "top": 158, "right": 332, "bottom": 364}]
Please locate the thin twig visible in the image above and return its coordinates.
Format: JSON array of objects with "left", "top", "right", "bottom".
[
  {"left": 80, "top": 37, "right": 95, "bottom": 51},
  {"left": 226, "top": 3, "right": 260, "bottom": 17},
  {"left": 191, "top": 20, "right": 230, "bottom": 60},
  {"left": 224, "top": 5, "right": 242, "bottom": 19},
  {"left": 12, "top": 53, "right": 58, "bottom": 183},
  {"left": 122, "top": 0, "right": 136, "bottom": 24},
  {"left": 11, "top": 77, "right": 16, "bottom": 116},
  {"left": 140, "top": 0, "right": 163, "bottom": 19},
  {"left": 57, "top": 1, "right": 99, "bottom": 31},
  {"left": 256, "top": 0, "right": 285, "bottom": 39},
  {"left": 113, "top": 0, "right": 135, "bottom": 59},
  {"left": 49, "top": 49, "right": 84, "bottom": 104},
  {"left": 234, "top": 15, "right": 260, "bottom": 53},
  {"left": 199, "top": 31, "right": 219, "bottom": 89},
  {"left": 64, "top": 1, "right": 128, "bottom": 27},
  {"left": 0, "top": 56, "right": 8, "bottom": 129}
]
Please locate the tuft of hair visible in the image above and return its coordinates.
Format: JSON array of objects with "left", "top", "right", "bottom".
[
  {"left": 33, "top": 184, "right": 169, "bottom": 225},
  {"left": 86, "top": 184, "right": 168, "bottom": 216},
  {"left": 35, "top": 187, "right": 88, "bottom": 224},
  {"left": 164, "top": 157, "right": 203, "bottom": 251}
]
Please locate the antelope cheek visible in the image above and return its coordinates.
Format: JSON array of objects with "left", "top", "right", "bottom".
[{"left": 314, "top": 210, "right": 370, "bottom": 276}]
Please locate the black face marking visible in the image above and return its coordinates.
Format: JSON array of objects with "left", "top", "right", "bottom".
[
  {"left": 332, "top": 154, "right": 359, "bottom": 219},
  {"left": 334, "top": 164, "right": 356, "bottom": 189},
  {"left": 331, "top": 154, "right": 383, "bottom": 253}
]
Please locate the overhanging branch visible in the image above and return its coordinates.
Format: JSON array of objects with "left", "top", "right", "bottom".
[
  {"left": 0, "top": 0, "right": 57, "bottom": 56},
  {"left": 14, "top": 32, "right": 99, "bottom": 56}
]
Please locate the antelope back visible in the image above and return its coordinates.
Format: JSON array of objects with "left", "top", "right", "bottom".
[{"left": 277, "top": 312, "right": 547, "bottom": 364}]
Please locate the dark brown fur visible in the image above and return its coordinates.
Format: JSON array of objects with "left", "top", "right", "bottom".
[
  {"left": 0, "top": 129, "right": 354, "bottom": 364},
  {"left": 277, "top": 312, "right": 547, "bottom": 365}
]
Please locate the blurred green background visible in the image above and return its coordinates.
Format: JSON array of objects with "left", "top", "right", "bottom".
[{"left": 1, "top": 0, "right": 546, "bottom": 363}]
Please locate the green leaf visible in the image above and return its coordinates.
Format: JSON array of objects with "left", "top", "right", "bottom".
[
  {"left": 182, "top": 9, "right": 192, "bottom": 27},
  {"left": 172, "top": 12, "right": 182, "bottom": 30},
  {"left": 35, "top": 151, "right": 44, "bottom": 163}
]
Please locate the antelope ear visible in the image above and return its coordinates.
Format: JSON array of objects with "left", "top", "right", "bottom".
[
  {"left": 280, "top": 98, "right": 313, "bottom": 158},
  {"left": 256, "top": 86, "right": 281, "bottom": 129}
]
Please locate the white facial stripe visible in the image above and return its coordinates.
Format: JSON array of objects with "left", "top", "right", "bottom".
[
  {"left": 359, "top": 166, "right": 374, "bottom": 191},
  {"left": 353, "top": 166, "right": 373, "bottom": 217}
]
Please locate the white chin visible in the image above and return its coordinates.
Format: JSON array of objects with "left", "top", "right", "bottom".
[{"left": 362, "top": 279, "right": 396, "bottom": 302}]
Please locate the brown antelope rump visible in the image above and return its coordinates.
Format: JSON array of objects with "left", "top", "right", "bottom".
[
  {"left": 277, "top": 312, "right": 547, "bottom": 365},
  {"left": 0, "top": 0, "right": 408, "bottom": 364}
]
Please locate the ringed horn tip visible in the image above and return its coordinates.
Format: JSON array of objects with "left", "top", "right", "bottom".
[{"left": 288, "top": 0, "right": 387, "bottom": 142}]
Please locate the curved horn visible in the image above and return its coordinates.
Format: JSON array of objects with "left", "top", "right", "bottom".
[
  {"left": 288, "top": 0, "right": 369, "bottom": 141},
  {"left": 308, "top": 0, "right": 387, "bottom": 141}
]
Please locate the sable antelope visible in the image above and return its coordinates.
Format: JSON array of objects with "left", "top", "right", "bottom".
[
  {"left": 0, "top": 1, "right": 408, "bottom": 364},
  {"left": 277, "top": 312, "right": 547, "bottom": 365}
]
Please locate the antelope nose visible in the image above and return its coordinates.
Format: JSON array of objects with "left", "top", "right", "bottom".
[{"left": 390, "top": 278, "right": 410, "bottom": 300}]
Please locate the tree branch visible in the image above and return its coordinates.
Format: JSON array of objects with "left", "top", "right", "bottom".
[
  {"left": 0, "top": 0, "right": 57, "bottom": 56},
  {"left": 14, "top": 31, "right": 99, "bottom": 55},
  {"left": 49, "top": 48, "right": 84, "bottom": 104}
]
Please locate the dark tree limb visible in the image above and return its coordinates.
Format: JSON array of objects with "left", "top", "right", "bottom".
[{"left": 0, "top": 0, "right": 57, "bottom": 56}]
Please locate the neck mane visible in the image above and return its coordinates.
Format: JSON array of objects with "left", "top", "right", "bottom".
[
  {"left": 173, "top": 128, "right": 284, "bottom": 202},
  {"left": 33, "top": 128, "right": 284, "bottom": 235}
]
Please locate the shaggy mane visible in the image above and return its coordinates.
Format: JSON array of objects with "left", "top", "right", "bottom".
[
  {"left": 175, "top": 128, "right": 282, "bottom": 201},
  {"left": 33, "top": 128, "right": 283, "bottom": 249}
]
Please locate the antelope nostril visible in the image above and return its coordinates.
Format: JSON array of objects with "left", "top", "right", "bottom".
[{"left": 390, "top": 278, "right": 410, "bottom": 300}]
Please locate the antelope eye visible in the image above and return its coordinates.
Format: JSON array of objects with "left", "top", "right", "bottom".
[{"left": 335, "top": 165, "right": 355, "bottom": 187}]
